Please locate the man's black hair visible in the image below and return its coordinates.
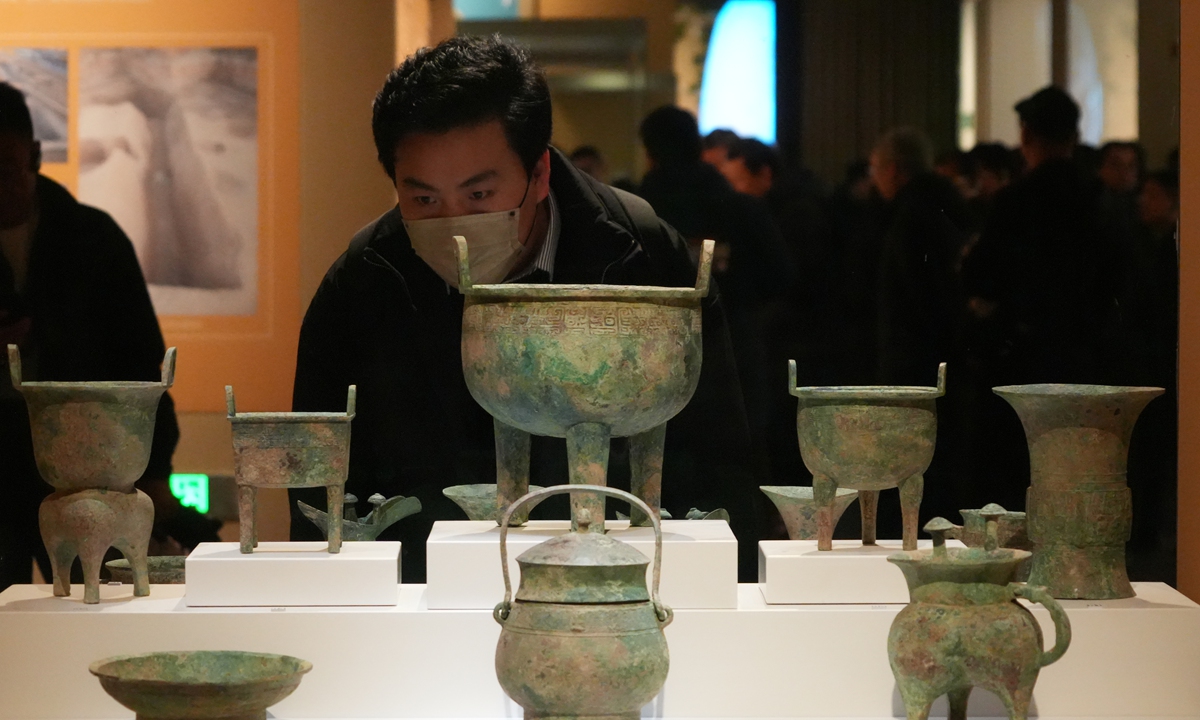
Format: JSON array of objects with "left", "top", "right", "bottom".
[
  {"left": 1015, "top": 86, "right": 1079, "bottom": 146},
  {"left": 969, "top": 142, "right": 1016, "bottom": 177},
  {"left": 1100, "top": 140, "right": 1147, "bottom": 172},
  {"left": 0, "top": 82, "right": 34, "bottom": 139},
  {"left": 372, "top": 35, "right": 551, "bottom": 181},
  {"left": 639, "top": 106, "right": 702, "bottom": 166},
  {"left": 728, "top": 138, "right": 780, "bottom": 177},
  {"left": 702, "top": 128, "right": 739, "bottom": 151}
]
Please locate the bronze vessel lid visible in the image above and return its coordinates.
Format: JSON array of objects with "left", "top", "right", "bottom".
[
  {"left": 889, "top": 507, "right": 1031, "bottom": 590},
  {"left": 515, "top": 510, "right": 651, "bottom": 604}
]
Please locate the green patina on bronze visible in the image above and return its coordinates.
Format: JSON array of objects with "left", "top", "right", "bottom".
[
  {"left": 457, "top": 237, "right": 713, "bottom": 532},
  {"left": 90, "top": 650, "right": 311, "bottom": 720},
  {"left": 9, "top": 344, "right": 173, "bottom": 604},
  {"left": 494, "top": 485, "right": 672, "bottom": 720},
  {"left": 298, "top": 492, "right": 422, "bottom": 541},
  {"left": 444, "top": 483, "right": 546, "bottom": 523},
  {"left": 946, "top": 504, "right": 1032, "bottom": 581},
  {"left": 107, "top": 556, "right": 187, "bottom": 585},
  {"left": 994, "top": 383, "right": 1163, "bottom": 599},
  {"left": 760, "top": 486, "right": 858, "bottom": 540},
  {"left": 790, "top": 360, "right": 946, "bottom": 551},
  {"left": 227, "top": 385, "right": 355, "bottom": 554},
  {"left": 887, "top": 511, "right": 1072, "bottom": 720}
]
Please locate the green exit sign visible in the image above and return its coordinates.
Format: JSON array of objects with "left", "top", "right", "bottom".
[{"left": 169, "top": 474, "right": 210, "bottom": 515}]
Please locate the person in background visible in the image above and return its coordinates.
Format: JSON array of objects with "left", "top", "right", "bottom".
[
  {"left": 718, "top": 137, "right": 837, "bottom": 493},
  {"left": 872, "top": 127, "right": 969, "bottom": 386},
  {"left": 291, "top": 38, "right": 762, "bottom": 581},
  {"left": 568, "top": 145, "right": 608, "bottom": 184},
  {"left": 963, "top": 142, "right": 1017, "bottom": 236},
  {"left": 870, "top": 127, "right": 970, "bottom": 529},
  {"left": 0, "top": 82, "right": 212, "bottom": 592},
  {"left": 934, "top": 148, "right": 974, "bottom": 199},
  {"left": 700, "top": 128, "right": 739, "bottom": 170},
  {"left": 1122, "top": 166, "right": 1179, "bottom": 582},
  {"left": 1098, "top": 140, "right": 1146, "bottom": 196},
  {"left": 960, "top": 85, "right": 1125, "bottom": 514},
  {"left": 637, "top": 106, "right": 792, "bottom": 491}
]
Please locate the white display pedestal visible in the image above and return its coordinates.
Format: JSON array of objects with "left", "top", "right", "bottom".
[
  {"left": 759, "top": 539, "right": 967, "bottom": 604},
  {"left": 426, "top": 519, "right": 738, "bottom": 609},
  {"left": 184, "top": 541, "right": 400, "bottom": 607},
  {"left": 0, "top": 582, "right": 1196, "bottom": 719}
]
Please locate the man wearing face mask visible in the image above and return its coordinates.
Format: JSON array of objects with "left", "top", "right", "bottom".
[{"left": 290, "top": 36, "right": 762, "bottom": 582}]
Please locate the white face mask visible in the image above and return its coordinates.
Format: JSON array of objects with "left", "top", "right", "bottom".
[{"left": 403, "top": 208, "right": 523, "bottom": 287}]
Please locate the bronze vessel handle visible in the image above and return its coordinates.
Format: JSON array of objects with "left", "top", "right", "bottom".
[
  {"left": 227, "top": 384, "right": 356, "bottom": 419},
  {"left": 7, "top": 344, "right": 21, "bottom": 388},
  {"left": 455, "top": 235, "right": 714, "bottom": 301},
  {"left": 455, "top": 235, "right": 473, "bottom": 291},
  {"left": 9, "top": 344, "right": 176, "bottom": 389},
  {"left": 161, "top": 347, "right": 177, "bottom": 388},
  {"left": 1011, "top": 583, "right": 1072, "bottom": 668},
  {"left": 495, "top": 484, "right": 670, "bottom": 626},
  {"left": 694, "top": 238, "right": 714, "bottom": 297},
  {"left": 788, "top": 359, "right": 947, "bottom": 396}
]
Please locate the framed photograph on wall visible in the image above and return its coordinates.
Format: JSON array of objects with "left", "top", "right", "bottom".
[
  {"left": 0, "top": 1, "right": 302, "bottom": 414},
  {"left": 77, "top": 47, "right": 259, "bottom": 317}
]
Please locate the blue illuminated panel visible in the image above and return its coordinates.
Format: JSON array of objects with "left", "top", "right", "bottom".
[{"left": 698, "top": 0, "right": 777, "bottom": 144}]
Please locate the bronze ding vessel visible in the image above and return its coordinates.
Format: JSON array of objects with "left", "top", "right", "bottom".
[
  {"left": 90, "top": 650, "right": 311, "bottom": 720},
  {"left": 228, "top": 385, "right": 355, "bottom": 553},
  {"left": 994, "top": 383, "right": 1162, "bottom": 599},
  {"left": 790, "top": 360, "right": 946, "bottom": 551},
  {"left": 10, "top": 344, "right": 174, "bottom": 604},
  {"left": 458, "top": 236, "right": 714, "bottom": 531},
  {"left": 494, "top": 485, "right": 672, "bottom": 720},
  {"left": 888, "top": 508, "right": 1072, "bottom": 720}
]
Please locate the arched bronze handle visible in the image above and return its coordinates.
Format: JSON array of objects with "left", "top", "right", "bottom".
[
  {"left": 1012, "top": 583, "right": 1072, "bottom": 668},
  {"left": 494, "top": 484, "right": 671, "bottom": 627}
]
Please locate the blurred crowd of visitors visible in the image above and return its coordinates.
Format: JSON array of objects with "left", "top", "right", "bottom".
[{"left": 572, "top": 86, "right": 1179, "bottom": 582}]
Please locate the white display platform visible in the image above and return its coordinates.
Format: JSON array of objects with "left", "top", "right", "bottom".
[
  {"left": 426, "top": 519, "right": 738, "bottom": 609},
  {"left": 184, "top": 541, "right": 400, "bottom": 607},
  {"left": 1, "top": 582, "right": 1196, "bottom": 719},
  {"left": 759, "top": 539, "right": 968, "bottom": 604}
]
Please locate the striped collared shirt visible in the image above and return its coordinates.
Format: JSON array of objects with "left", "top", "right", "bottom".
[{"left": 508, "top": 190, "right": 559, "bottom": 282}]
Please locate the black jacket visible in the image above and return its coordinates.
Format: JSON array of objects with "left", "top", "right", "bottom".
[
  {"left": 291, "top": 149, "right": 762, "bottom": 582},
  {"left": 0, "top": 176, "right": 179, "bottom": 589},
  {"left": 877, "top": 172, "right": 970, "bottom": 386},
  {"left": 962, "top": 158, "right": 1124, "bottom": 384}
]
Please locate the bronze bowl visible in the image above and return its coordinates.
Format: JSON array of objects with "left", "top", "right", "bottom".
[
  {"left": 9, "top": 345, "right": 175, "bottom": 493},
  {"left": 106, "top": 556, "right": 187, "bottom": 585},
  {"left": 458, "top": 239, "right": 711, "bottom": 439},
  {"left": 443, "top": 483, "right": 544, "bottom": 523},
  {"left": 90, "top": 650, "right": 311, "bottom": 720},
  {"left": 760, "top": 486, "right": 859, "bottom": 540}
]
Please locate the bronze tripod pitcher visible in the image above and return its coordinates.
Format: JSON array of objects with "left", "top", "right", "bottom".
[{"left": 457, "top": 236, "right": 714, "bottom": 531}]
